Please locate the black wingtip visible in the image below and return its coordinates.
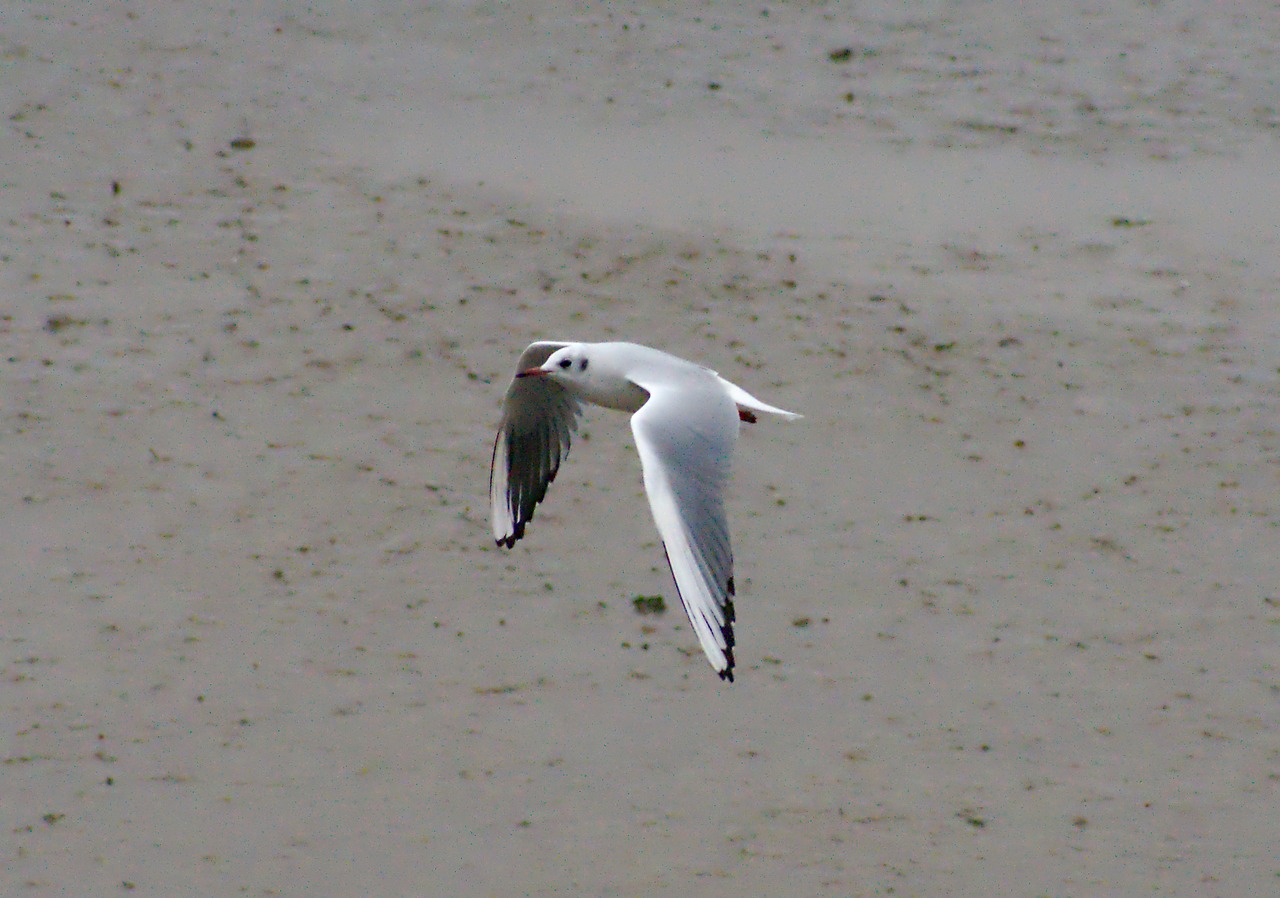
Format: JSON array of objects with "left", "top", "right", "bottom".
[
  {"left": 658, "top": 545, "right": 739, "bottom": 682},
  {"left": 719, "top": 588, "right": 736, "bottom": 682},
  {"left": 495, "top": 519, "right": 526, "bottom": 549}
]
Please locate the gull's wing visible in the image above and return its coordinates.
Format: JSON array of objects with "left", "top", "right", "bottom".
[
  {"left": 490, "top": 341, "right": 580, "bottom": 547},
  {"left": 630, "top": 381, "right": 740, "bottom": 681}
]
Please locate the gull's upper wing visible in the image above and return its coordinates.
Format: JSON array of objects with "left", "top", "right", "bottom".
[
  {"left": 490, "top": 341, "right": 580, "bottom": 547},
  {"left": 629, "top": 379, "right": 739, "bottom": 681}
]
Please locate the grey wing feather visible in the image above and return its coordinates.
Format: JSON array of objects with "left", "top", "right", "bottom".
[{"left": 490, "top": 342, "right": 581, "bottom": 547}]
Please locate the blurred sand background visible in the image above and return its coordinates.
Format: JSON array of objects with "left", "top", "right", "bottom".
[{"left": 3, "top": 2, "right": 1278, "bottom": 896}]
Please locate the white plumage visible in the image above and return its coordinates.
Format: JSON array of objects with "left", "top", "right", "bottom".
[{"left": 490, "top": 341, "right": 800, "bottom": 681}]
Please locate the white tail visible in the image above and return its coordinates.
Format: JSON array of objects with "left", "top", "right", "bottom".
[{"left": 716, "top": 375, "right": 802, "bottom": 420}]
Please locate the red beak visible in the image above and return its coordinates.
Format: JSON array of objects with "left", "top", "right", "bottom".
[{"left": 516, "top": 367, "right": 549, "bottom": 378}]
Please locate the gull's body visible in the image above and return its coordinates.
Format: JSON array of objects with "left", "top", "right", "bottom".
[{"left": 489, "top": 341, "right": 800, "bottom": 681}]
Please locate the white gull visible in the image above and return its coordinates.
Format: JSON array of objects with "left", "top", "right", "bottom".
[{"left": 490, "top": 341, "right": 801, "bottom": 681}]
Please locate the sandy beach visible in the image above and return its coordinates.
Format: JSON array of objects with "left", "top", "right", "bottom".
[{"left": 4, "top": 3, "right": 1278, "bottom": 895}]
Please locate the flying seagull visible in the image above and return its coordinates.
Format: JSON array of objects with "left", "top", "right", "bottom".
[{"left": 489, "top": 341, "right": 800, "bottom": 681}]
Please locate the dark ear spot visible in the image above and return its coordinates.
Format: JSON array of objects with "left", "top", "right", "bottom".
[{"left": 579, "top": 358, "right": 589, "bottom": 371}]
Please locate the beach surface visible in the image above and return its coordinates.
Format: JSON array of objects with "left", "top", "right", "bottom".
[{"left": 3, "top": 3, "right": 1278, "bottom": 895}]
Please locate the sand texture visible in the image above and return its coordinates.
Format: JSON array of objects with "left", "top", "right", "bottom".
[{"left": 3, "top": 3, "right": 1278, "bottom": 896}]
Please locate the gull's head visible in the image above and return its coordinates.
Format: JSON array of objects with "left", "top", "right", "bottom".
[
  {"left": 518, "top": 343, "right": 649, "bottom": 412},
  {"left": 518, "top": 344, "right": 591, "bottom": 382}
]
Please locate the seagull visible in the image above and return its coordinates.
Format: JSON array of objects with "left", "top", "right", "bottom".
[{"left": 489, "top": 341, "right": 801, "bottom": 681}]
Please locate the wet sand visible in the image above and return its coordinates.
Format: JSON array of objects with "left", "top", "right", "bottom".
[{"left": 4, "top": 3, "right": 1278, "bottom": 896}]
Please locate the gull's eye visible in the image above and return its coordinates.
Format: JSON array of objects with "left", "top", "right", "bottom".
[
  {"left": 579, "top": 358, "right": 589, "bottom": 371},
  {"left": 559, "top": 358, "right": 573, "bottom": 369}
]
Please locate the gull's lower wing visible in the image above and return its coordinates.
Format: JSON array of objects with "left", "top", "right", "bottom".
[
  {"left": 630, "top": 382, "right": 739, "bottom": 680},
  {"left": 490, "top": 341, "right": 580, "bottom": 547}
]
